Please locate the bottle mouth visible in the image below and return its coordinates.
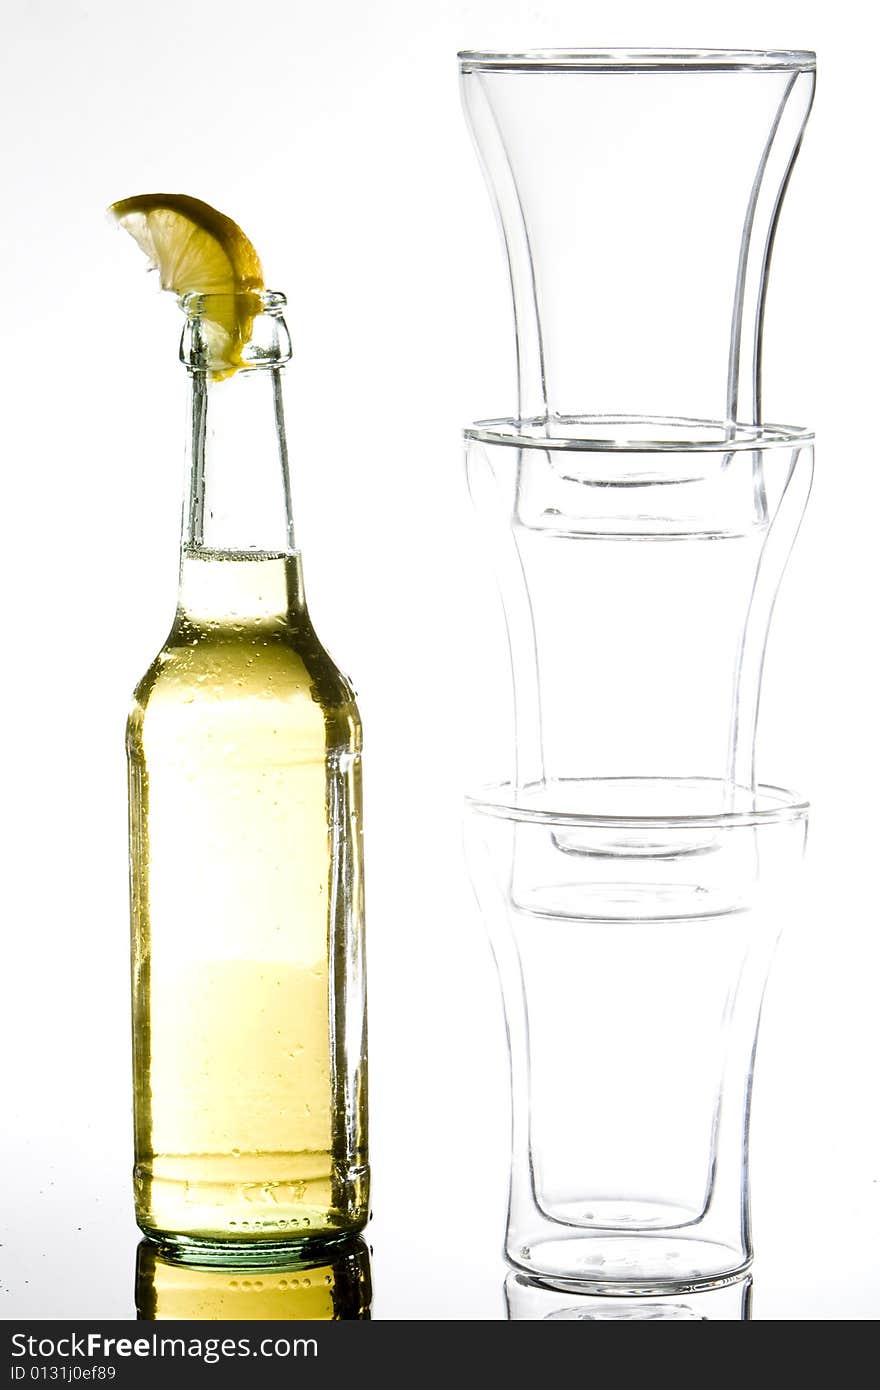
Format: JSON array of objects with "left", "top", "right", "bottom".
[
  {"left": 180, "top": 288, "right": 287, "bottom": 318},
  {"left": 179, "top": 288, "right": 291, "bottom": 374}
]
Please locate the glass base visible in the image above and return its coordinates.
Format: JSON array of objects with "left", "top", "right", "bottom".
[
  {"left": 507, "top": 1235, "right": 751, "bottom": 1296},
  {"left": 139, "top": 1226, "right": 363, "bottom": 1268}
]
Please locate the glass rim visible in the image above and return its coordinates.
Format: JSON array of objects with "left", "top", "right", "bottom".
[
  {"left": 458, "top": 48, "right": 816, "bottom": 74},
  {"left": 463, "top": 414, "right": 814, "bottom": 454},
  {"left": 465, "top": 778, "right": 809, "bottom": 829},
  {"left": 180, "top": 288, "right": 287, "bottom": 316}
]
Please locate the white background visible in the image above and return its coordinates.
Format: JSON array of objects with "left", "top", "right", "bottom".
[{"left": 0, "top": 0, "right": 878, "bottom": 1321}]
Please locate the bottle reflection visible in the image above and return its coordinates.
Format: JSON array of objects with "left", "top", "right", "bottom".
[
  {"left": 136, "top": 1238, "right": 371, "bottom": 1320},
  {"left": 505, "top": 1270, "right": 752, "bottom": 1320}
]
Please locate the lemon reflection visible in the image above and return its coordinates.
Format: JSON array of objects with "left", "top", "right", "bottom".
[{"left": 135, "top": 1238, "right": 371, "bottom": 1320}]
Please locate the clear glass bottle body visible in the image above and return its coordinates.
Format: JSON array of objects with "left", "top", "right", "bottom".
[{"left": 127, "top": 293, "right": 367, "bottom": 1255}]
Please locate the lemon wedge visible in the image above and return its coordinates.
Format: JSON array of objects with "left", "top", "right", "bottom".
[{"left": 109, "top": 193, "right": 265, "bottom": 377}]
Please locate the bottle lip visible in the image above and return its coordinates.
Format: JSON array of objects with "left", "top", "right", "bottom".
[
  {"left": 458, "top": 48, "right": 816, "bottom": 74},
  {"left": 179, "top": 288, "right": 292, "bottom": 373},
  {"left": 180, "top": 288, "right": 287, "bottom": 318}
]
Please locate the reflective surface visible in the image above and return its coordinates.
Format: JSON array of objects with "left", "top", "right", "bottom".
[
  {"left": 506, "top": 1271, "right": 752, "bottom": 1320},
  {"left": 135, "top": 1237, "right": 372, "bottom": 1319},
  {"left": 0, "top": 1201, "right": 877, "bottom": 1318}
]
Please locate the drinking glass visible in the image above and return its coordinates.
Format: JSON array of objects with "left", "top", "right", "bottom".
[{"left": 465, "top": 778, "right": 807, "bottom": 1292}]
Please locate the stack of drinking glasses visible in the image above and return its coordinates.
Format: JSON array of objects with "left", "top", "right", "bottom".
[{"left": 460, "top": 48, "right": 816, "bottom": 1320}]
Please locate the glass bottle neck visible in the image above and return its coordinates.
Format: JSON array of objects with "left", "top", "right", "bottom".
[
  {"left": 178, "top": 362, "right": 305, "bottom": 621},
  {"left": 184, "top": 362, "right": 295, "bottom": 553}
]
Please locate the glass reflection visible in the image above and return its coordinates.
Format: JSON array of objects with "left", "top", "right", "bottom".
[
  {"left": 135, "top": 1237, "right": 371, "bottom": 1320},
  {"left": 505, "top": 1270, "right": 752, "bottom": 1321}
]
